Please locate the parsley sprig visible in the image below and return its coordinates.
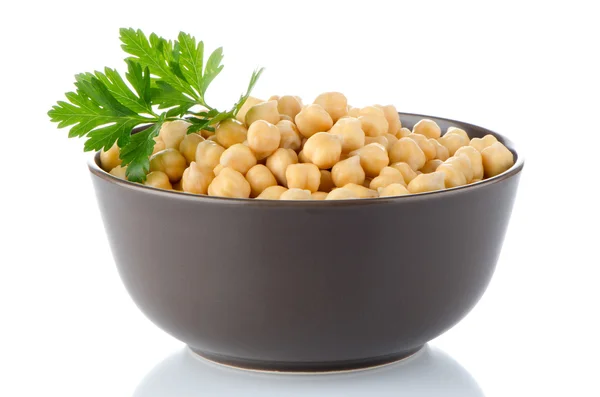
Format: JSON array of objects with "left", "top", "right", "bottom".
[{"left": 49, "top": 28, "right": 263, "bottom": 182}]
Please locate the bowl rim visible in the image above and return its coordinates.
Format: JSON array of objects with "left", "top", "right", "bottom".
[{"left": 88, "top": 111, "right": 524, "bottom": 206}]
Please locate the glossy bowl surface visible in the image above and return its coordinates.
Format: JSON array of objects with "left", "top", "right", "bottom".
[{"left": 89, "top": 113, "right": 523, "bottom": 371}]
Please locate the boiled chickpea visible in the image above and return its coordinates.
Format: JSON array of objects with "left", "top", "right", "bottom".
[
  {"left": 181, "top": 162, "right": 214, "bottom": 194},
  {"left": 329, "top": 117, "right": 365, "bottom": 153},
  {"left": 326, "top": 188, "right": 359, "bottom": 200},
  {"left": 347, "top": 107, "right": 360, "bottom": 118},
  {"left": 246, "top": 164, "right": 278, "bottom": 197},
  {"left": 280, "top": 188, "right": 312, "bottom": 200},
  {"left": 455, "top": 146, "right": 484, "bottom": 180},
  {"left": 269, "top": 95, "right": 280, "bottom": 101},
  {"left": 266, "top": 148, "right": 298, "bottom": 186},
  {"left": 172, "top": 180, "right": 183, "bottom": 191},
  {"left": 439, "top": 133, "right": 468, "bottom": 156},
  {"left": 311, "top": 191, "right": 328, "bottom": 200},
  {"left": 375, "top": 104, "right": 402, "bottom": 135},
  {"left": 298, "top": 150, "right": 310, "bottom": 163},
  {"left": 100, "top": 143, "right": 121, "bottom": 172},
  {"left": 280, "top": 114, "right": 293, "bottom": 122},
  {"left": 470, "top": 134, "right": 498, "bottom": 152},
  {"left": 313, "top": 92, "right": 348, "bottom": 122},
  {"left": 236, "top": 96, "right": 263, "bottom": 124},
  {"left": 378, "top": 183, "right": 410, "bottom": 197},
  {"left": 370, "top": 166, "right": 405, "bottom": 190},
  {"left": 349, "top": 143, "right": 389, "bottom": 177},
  {"left": 219, "top": 143, "right": 257, "bottom": 174},
  {"left": 245, "top": 100, "right": 280, "bottom": 127},
  {"left": 407, "top": 133, "right": 436, "bottom": 160},
  {"left": 152, "top": 136, "right": 166, "bottom": 155},
  {"left": 358, "top": 106, "right": 389, "bottom": 137},
  {"left": 215, "top": 119, "right": 247, "bottom": 149},
  {"left": 319, "top": 170, "right": 335, "bottom": 192},
  {"left": 303, "top": 132, "right": 342, "bottom": 169},
  {"left": 286, "top": 163, "right": 321, "bottom": 192},
  {"left": 421, "top": 159, "right": 444, "bottom": 174},
  {"left": 213, "top": 163, "right": 224, "bottom": 176},
  {"left": 195, "top": 140, "right": 225, "bottom": 170},
  {"left": 445, "top": 154, "right": 474, "bottom": 182},
  {"left": 446, "top": 127, "right": 469, "bottom": 142},
  {"left": 256, "top": 185, "right": 288, "bottom": 199},
  {"left": 390, "top": 162, "right": 418, "bottom": 184},
  {"left": 331, "top": 156, "right": 365, "bottom": 187},
  {"left": 295, "top": 104, "right": 334, "bottom": 138},
  {"left": 397, "top": 127, "right": 412, "bottom": 138},
  {"left": 159, "top": 120, "right": 191, "bottom": 149},
  {"left": 365, "top": 135, "right": 390, "bottom": 150},
  {"left": 385, "top": 133, "right": 399, "bottom": 150},
  {"left": 247, "top": 120, "right": 281, "bottom": 160},
  {"left": 407, "top": 171, "right": 445, "bottom": 193},
  {"left": 207, "top": 167, "right": 251, "bottom": 198},
  {"left": 276, "top": 120, "right": 302, "bottom": 151},
  {"left": 389, "top": 138, "right": 426, "bottom": 171},
  {"left": 201, "top": 129, "right": 216, "bottom": 139},
  {"left": 109, "top": 165, "right": 127, "bottom": 179},
  {"left": 342, "top": 183, "right": 379, "bottom": 198},
  {"left": 277, "top": 95, "right": 303, "bottom": 120},
  {"left": 149, "top": 148, "right": 187, "bottom": 182},
  {"left": 179, "top": 133, "right": 205, "bottom": 164},
  {"left": 144, "top": 171, "right": 173, "bottom": 190},
  {"left": 429, "top": 138, "right": 450, "bottom": 161},
  {"left": 362, "top": 177, "right": 372, "bottom": 188},
  {"left": 481, "top": 142, "right": 514, "bottom": 177},
  {"left": 436, "top": 163, "right": 467, "bottom": 188},
  {"left": 412, "top": 119, "right": 441, "bottom": 139}
]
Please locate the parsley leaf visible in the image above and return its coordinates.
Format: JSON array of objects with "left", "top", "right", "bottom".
[{"left": 120, "top": 115, "right": 166, "bottom": 182}]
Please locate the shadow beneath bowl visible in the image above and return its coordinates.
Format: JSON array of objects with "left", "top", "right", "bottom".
[{"left": 132, "top": 344, "right": 485, "bottom": 397}]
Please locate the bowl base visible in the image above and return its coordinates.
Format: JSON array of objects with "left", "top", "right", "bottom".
[{"left": 188, "top": 345, "right": 425, "bottom": 373}]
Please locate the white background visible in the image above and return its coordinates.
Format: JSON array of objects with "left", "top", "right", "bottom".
[{"left": 1, "top": 1, "right": 599, "bottom": 396}]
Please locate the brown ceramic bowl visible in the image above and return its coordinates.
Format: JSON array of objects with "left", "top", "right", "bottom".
[{"left": 89, "top": 112, "right": 523, "bottom": 372}]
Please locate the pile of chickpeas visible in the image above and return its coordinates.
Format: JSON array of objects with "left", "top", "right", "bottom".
[{"left": 100, "top": 93, "right": 515, "bottom": 200}]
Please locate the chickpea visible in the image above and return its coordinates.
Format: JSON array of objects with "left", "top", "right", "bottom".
[
  {"left": 247, "top": 120, "right": 281, "bottom": 160},
  {"left": 481, "top": 142, "right": 514, "bottom": 177},
  {"left": 439, "top": 131, "right": 468, "bottom": 156},
  {"left": 319, "top": 170, "right": 335, "bottom": 192},
  {"left": 195, "top": 140, "right": 225, "bottom": 170},
  {"left": 445, "top": 154, "right": 473, "bottom": 182},
  {"left": 390, "top": 162, "right": 418, "bottom": 184},
  {"left": 298, "top": 150, "right": 310, "bottom": 163},
  {"left": 455, "top": 146, "right": 484, "bottom": 180},
  {"left": 172, "top": 180, "right": 183, "bottom": 191},
  {"left": 100, "top": 143, "right": 121, "bottom": 172},
  {"left": 421, "top": 159, "right": 443, "bottom": 174},
  {"left": 470, "top": 134, "right": 499, "bottom": 153},
  {"left": 181, "top": 162, "right": 214, "bottom": 194},
  {"left": 378, "top": 183, "right": 410, "bottom": 197},
  {"left": 280, "top": 188, "right": 312, "bottom": 200},
  {"left": 201, "top": 129, "right": 216, "bottom": 139},
  {"left": 277, "top": 95, "right": 303, "bottom": 120},
  {"left": 358, "top": 106, "right": 389, "bottom": 137},
  {"left": 179, "top": 133, "right": 205, "bottom": 164},
  {"left": 144, "top": 171, "right": 173, "bottom": 190},
  {"left": 342, "top": 183, "right": 379, "bottom": 198},
  {"left": 412, "top": 119, "right": 441, "bottom": 139},
  {"left": 397, "top": 127, "right": 412, "bottom": 138},
  {"left": 215, "top": 119, "right": 247, "bottom": 149},
  {"left": 219, "top": 143, "right": 257, "bottom": 174},
  {"left": 370, "top": 166, "right": 405, "bottom": 190},
  {"left": 109, "top": 165, "right": 127, "bottom": 179},
  {"left": 349, "top": 143, "right": 389, "bottom": 177},
  {"left": 245, "top": 100, "right": 280, "bottom": 127},
  {"left": 389, "top": 138, "right": 426, "bottom": 171},
  {"left": 213, "top": 163, "right": 224, "bottom": 176},
  {"left": 280, "top": 114, "right": 293, "bottom": 122},
  {"left": 207, "top": 167, "right": 251, "bottom": 198},
  {"left": 236, "top": 96, "right": 263, "bottom": 124},
  {"left": 149, "top": 148, "right": 187, "bottom": 182},
  {"left": 362, "top": 177, "right": 372, "bottom": 188},
  {"left": 326, "top": 188, "right": 359, "bottom": 200},
  {"left": 329, "top": 117, "right": 365, "bottom": 153},
  {"left": 303, "top": 132, "right": 342, "bottom": 169},
  {"left": 311, "top": 191, "right": 328, "bottom": 200},
  {"left": 375, "top": 104, "right": 402, "bottom": 135},
  {"left": 206, "top": 135, "right": 219, "bottom": 142},
  {"left": 256, "top": 185, "right": 288, "bottom": 199},
  {"left": 365, "top": 135, "right": 390, "bottom": 150},
  {"left": 313, "top": 92, "right": 348, "bottom": 122},
  {"left": 446, "top": 127, "right": 470, "bottom": 142},
  {"left": 276, "top": 120, "right": 302, "bottom": 151},
  {"left": 407, "top": 171, "right": 445, "bottom": 193},
  {"left": 385, "top": 133, "right": 399, "bottom": 150},
  {"left": 429, "top": 138, "right": 450, "bottom": 161},
  {"left": 407, "top": 133, "right": 436, "bottom": 160},
  {"left": 436, "top": 163, "right": 467, "bottom": 188},
  {"left": 295, "top": 104, "right": 334, "bottom": 138},
  {"left": 246, "top": 164, "right": 278, "bottom": 197},
  {"left": 266, "top": 148, "right": 298, "bottom": 186},
  {"left": 286, "top": 163, "right": 321, "bottom": 192},
  {"left": 268, "top": 95, "right": 280, "bottom": 101},
  {"left": 152, "top": 136, "right": 166, "bottom": 155},
  {"left": 159, "top": 120, "right": 191, "bottom": 149},
  {"left": 331, "top": 156, "right": 365, "bottom": 187}
]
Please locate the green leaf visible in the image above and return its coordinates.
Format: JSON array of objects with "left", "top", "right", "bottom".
[
  {"left": 177, "top": 32, "right": 204, "bottom": 97},
  {"left": 151, "top": 80, "right": 196, "bottom": 116},
  {"left": 231, "top": 68, "right": 265, "bottom": 116},
  {"left": 125, "top": 60, "right": 152, "bottom": 109},
  {"left": 120, "top": 115, "right": 166, "bottom": 182},
  {"left": 201, "top": 47, "right": 224, "bottom": 96}
]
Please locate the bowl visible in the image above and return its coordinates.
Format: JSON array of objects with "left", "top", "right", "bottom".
[{"left": 89, "top": 112, "right": 524, "bottom": 372}]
